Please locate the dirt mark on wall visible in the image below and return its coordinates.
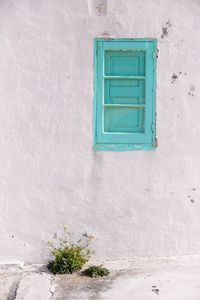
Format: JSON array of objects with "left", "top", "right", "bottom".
[
  {"left": 188, "top": 188, "right": 196, "bottom": 204},
  {"left": 161, "top": 20, "right": 172, "bottom": 39},
  {"left": 188, "top": 86, "right": 195, "bottom": 96},
  {"left": 88, "top": 0, "right": 107, "bottom": 16},
  {"left": 171, "top": 71, "right": 187, "bottom": 84}
]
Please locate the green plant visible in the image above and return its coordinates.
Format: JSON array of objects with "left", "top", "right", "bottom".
[
  {"left": 82, "top": 265, "right": 110, "bottom": 278},
  {"left": 47, "top": 225, "right": 95, "bottom": 275}
]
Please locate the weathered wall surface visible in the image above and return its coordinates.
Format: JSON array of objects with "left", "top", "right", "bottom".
[{"left": 0, "top": 0, "right": 200, "bottom": 263}]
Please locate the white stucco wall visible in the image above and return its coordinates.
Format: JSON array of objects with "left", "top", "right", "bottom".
[{"left": 0, "top": 0, "right": 200, "bottom": 263}]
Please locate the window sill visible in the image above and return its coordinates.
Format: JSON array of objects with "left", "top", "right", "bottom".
[{"left": 93, "top": 143, "right": 157, "bottom": 151}]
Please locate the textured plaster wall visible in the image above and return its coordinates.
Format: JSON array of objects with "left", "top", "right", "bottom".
[{"left": 0, "top": 0, "right": 200, "bottom": 263}]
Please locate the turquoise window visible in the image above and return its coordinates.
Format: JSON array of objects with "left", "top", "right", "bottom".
[{"left": 93, "top": 38, "right": 157, "bottom": 151}]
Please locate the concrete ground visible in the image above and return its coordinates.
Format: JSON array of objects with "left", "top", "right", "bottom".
[{"left": 1, "top": 255, "right": 200, "bottom": 299}]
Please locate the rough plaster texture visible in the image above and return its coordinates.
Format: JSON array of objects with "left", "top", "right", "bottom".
[{"left": 0, "top": 0, "right": 200, "bottom": 263}]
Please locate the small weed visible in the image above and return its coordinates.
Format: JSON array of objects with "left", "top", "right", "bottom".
[
  {"left": 46, "top": 225, "right": 95, "bottom": 275},
  {"left": 83, "top": 265, "right": 110, "bottom": 278}
]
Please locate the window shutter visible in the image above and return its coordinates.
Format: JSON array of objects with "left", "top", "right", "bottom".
[{"left": 94, "top": 39, "right": 157, "bottom": 151}]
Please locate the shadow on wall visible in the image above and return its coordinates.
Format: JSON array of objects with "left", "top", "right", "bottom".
[{"left": 89, "top": 153, "right": 105, "bottom": 202}]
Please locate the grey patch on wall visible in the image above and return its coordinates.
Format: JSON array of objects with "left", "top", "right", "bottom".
[
  {"left": 88, "top": 0, "right": 107, "bottom": 17},
  {"left": 189, "top": 86, "right": 195, "bottom": 96},
  {"left": 161, "top": 20, "right": 172, "bottom": 39}
]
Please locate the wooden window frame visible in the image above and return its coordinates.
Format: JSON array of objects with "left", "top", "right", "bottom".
[{"left": 93, "top": 38, "right": 157, "bottom": 151}]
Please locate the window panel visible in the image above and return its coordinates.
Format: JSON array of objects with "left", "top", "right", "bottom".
[
  {"left": 104, "top": 79, "right": 145, "bottom": 105},
  {"left": 104, "top": 107, "right": 145, "bottom": 133}
]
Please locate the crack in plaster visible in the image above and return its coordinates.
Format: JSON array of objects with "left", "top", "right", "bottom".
[
  {"left": 49, "top": 275, "right": 56, "bottom": 299},
  {"left": 7, "top": 277, "right": 21, "bottom": 300}
]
